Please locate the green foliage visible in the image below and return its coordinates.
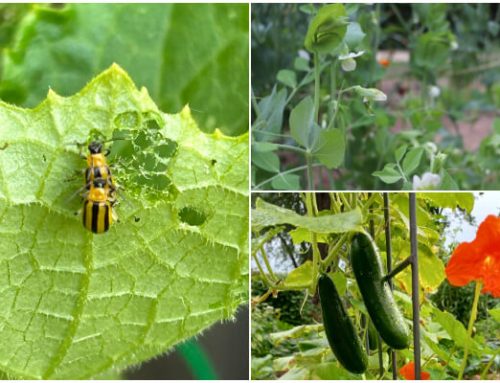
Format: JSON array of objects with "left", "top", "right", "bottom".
[
  {"left": 0, "top": 65, "right": 248, "bottom": 379},
  {"left": 0, "top": 3, "right": 248, "bottom": 136},
  {"left": 252, "top": 3, "right": 500, "bottom": 190},
  {"left": 252, "top": 278, "right": 319, "bottom": 326},
  {"left": 431, "top": 280, "right": 499, "bottom": 328},
  {"left": 251, "top": 192, "right": 499, "bottom": 379}
]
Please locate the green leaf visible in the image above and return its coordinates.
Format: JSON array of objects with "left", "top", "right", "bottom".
[
  {"left": 395, "top": 145, "right": 408, "bottom": 163},
  {"left": 343, "top": 22, "right": 365, "bottom": 49},
  {"left": 372, "top": 164, "right": 402, "bottom": 184},
  {"left": 418, "top": 193, "right": 474, "bottom": 213},
  {"left": 294, "top": 57, "right": 310, "bottom": 72},
  {"left": 432, "top": 308, "right": 481, "bottom": 355},
  {"left": 251, "top": 150, "right": 280, "bottom": 173},
  {"left": 311, "top": 128, "right": 345, "bottom": 169},
  {"left": 489, "top": 308, "right": 500, "bottom": 322},
  {"left": 289, "top": 228, "right": 329, "bottom": 244},
  {"left": 304, "top": 4, "right": 348, "bottom": 54},
  {"left": 252, "top": 199, "right": 363, "bottom": 234},
  {"left": 402, "top": 147, "right": 424, "bottom": 175},
  {"left": 271, "top": 173, "right": 301, "bottom": 190},
  {"left": 330, "top": 272, "right": 347, "bottom": 296},
  {"left": 0, "top": 3, "right": 248, "bottom": 136},
  {"left": 290, "top": 96, "right": 314, "bottom": 148},
  {"left": 253, "top": 87, "right": 287, "bottom": 141},
  {"left": 0, "top": 65, "right": 248, "bottom": 379},
  {"left": 251, "top": 142, "right": 278, "bottom": 153},
  {"left": 283, "top": 261, "right": 313, "bottom": 289},
  {"left": 277, "top": 69, "right": 297, "bottom": 88}
]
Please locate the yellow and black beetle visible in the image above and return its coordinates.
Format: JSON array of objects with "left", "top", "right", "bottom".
[
  {"left": 82, "top": 177, "right": 116, "bottom": 234},
  {"left": 85, "top": 141, "right": 115, "bottom": 191}
]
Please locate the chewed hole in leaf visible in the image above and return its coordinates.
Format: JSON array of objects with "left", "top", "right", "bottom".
[
  {"left": 114, "top": 111, "right": 140, "bottom": 131},
  {"left": 133, "top": 173, "right": 171, "bottom": 190},
  {"left": 156, "top": 140, "right": 177, "bottom": 158},
  {"left": 145, "top": 118, "right": 161, "bottom": 130},
  {"left": 178, "top": 206, "right": 208, "bottom": 226}
]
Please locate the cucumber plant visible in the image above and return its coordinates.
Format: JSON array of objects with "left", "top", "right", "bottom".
[{"left": 250, "top": 192, "right": 500, "bottom": 380}]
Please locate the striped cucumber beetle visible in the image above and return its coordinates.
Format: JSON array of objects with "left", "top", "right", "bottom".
[
  {"left": 82, "top": 178, "right": 117, "bottom": 234},
  {"left": 84, "top": 141, "right": 115, "bottom": 191}
]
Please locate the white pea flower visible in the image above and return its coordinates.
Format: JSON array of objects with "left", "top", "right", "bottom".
[
  {"left": 428, "top": 85, "right": 441, "bottom": 99},
  {"left": 339, "top": 51, "right": 364, "bottom": 72},
  {"left": 298, "top": 49, "right": 310, "bottom": 61},
  {"left": 450, "top": 41, "right": 459, "bottom": 50},
  {"left": 413, "top": 172, "right": 441, "bottom": 190},
  {"left": 424, "top": 142, "right": 438, "bottom": 154},
  {"left": 341, "top": 58, "right": 357, "bottom": 71}
]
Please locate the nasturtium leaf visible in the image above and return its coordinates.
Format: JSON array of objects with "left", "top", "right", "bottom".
[
  {"left": 0, "top": 3, "right": 248, "bottom": 136},
  {"left": 0, "top": 65, "right": 248, "bottom": 379},
  {"left": 252, "top": 199, "right": 363, "bottom": 234}
]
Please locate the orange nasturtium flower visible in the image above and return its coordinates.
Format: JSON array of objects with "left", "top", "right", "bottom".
[
  {"left": 379, "top": 58, "right": 391, "bottom": 68},
  {"left": 399, "top": 362, "right": 430, "bottom": 380},
  {"left": 445, "top": 215, "right": 500, "bottom": 297}
]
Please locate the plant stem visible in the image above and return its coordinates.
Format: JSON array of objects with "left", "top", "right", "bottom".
[
  {"left": 306, "top": 193, "right": 320, "bottom": 292},
  {"left": 457, "top": 281, "right": 482, "bottom": 380},
  {"left": 254, "top": 163, "right": 322, "bottom": 189},
  {"left": 314, "top": 52, "right": 321, "bottom": 124},
  {"left": 480, "top": 349, "right": 499, "bottom": 379},
  {"left": 306, "top": 153, "right": 314, "bottom": 190},
  {"left": 275, "top": 143, "right": 307, "bottom": 153},
  {"left": 260, "top": 246, "right": 278, "bottom": 282}
]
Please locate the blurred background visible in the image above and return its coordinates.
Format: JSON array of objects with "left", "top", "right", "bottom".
[{"left": 126, "top": 307, "right": 249, "bottom": 380}]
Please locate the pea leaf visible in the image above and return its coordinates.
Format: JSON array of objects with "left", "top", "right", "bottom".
[
  {"left": 0, "top": 3, "right": 248, "bottom": 136},
  {"left": 372, "top": 164, "right": 402, "bottom": 184},
  {"left": 290, "top": 96, "right": 315, "bottom": 149},
  {"left": 311, "top": 128, "right": 345, "bottom": 169},
  {"left": 304, "top": 4, "right": 348, "bottom": 54},
  {"left": 402, "top": 147, "right": 424, "bottom": 175},
  {"left": 277, "top": 69, "right": 297, "bottom": 88},
  {"left": 0, "top": 65, "right": 248, "bottom": 379}
]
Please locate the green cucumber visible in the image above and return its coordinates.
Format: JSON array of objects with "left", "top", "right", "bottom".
[
  {"left": 318, "top": 274, "right": 368, "bottom": 374},
  {"left": 350, "top": 232, "right": 410, "bottom": 350},
  {"left": 367, "top": 321, "right": 378, "bottom": 351}
]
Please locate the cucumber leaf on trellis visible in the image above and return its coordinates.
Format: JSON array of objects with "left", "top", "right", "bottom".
[
  {"left": 252, "top": 198, "right": 363, "bottom": 234},
  {"left": 0, "top": 3, "right": 248, "bottom": 136},
  {"left": 0, "top": 64, "right": 248, "bottom": 379}
]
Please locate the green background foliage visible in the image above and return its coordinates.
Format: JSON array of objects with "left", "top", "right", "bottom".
[{"left": 0, "top": 3, "right": 248, "bottom": 136}]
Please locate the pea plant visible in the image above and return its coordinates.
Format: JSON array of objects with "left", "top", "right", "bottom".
[
  {"left": 251, "top": 192, "right": 500, "bottom": 380},
  {"left": 251, "top": 4, "right": 500, "bottom": 190}
]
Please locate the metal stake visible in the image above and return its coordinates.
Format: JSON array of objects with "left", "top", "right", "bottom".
[
  {"left": 384, "top": 193, "right": 397, "bottom": 379},
  {"left": 409, "top": 193, "right": 421, "bottom": 379}
]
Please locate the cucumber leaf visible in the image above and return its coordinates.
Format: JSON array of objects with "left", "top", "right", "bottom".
[{"left": 0, "top": 64, "right": 248, "bottom": 379}]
